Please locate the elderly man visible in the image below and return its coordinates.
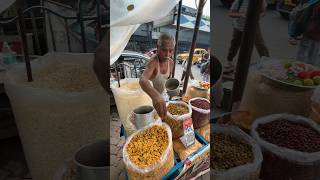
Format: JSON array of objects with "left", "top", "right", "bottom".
[{"left": 139, "top": 32, "right": 175, "bottom": 119}]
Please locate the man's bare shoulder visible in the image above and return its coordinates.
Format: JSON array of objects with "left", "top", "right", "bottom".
[{"left": 147, "top": 57, "right": 158, "bottom": 67}]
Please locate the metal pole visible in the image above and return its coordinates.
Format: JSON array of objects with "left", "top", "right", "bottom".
[
  {"left": 17, "top": 9, "right": 33, "bottom": 82},
  {"left": 228, "top": 0, "right": 263, "bottom": 111},
  {"left": 42, "top": 0, "right": 49, "bottom": 54},
  {"left": 78, "top": 14, "right": 87, "bottom": 52},
  {"left": 172, "top": 0, "right": 182, "bottom": 78},
  {"left": 64, "top": 18, "right": 72, "bottom": 52},
  {"left": 96, "top": 0, "right": 102, "bottom": 41},
  {"left": 182, "top": 0, "right": 205, "bottom": 94},
  {"left": 29, "top": 11, "right": 42, "bottom": 55},
  {"left": 78, "top": 1, "right": 87, "bottom": 53},
  {"left": 47, "top": 11, "right": 56, "bottom": 51}
]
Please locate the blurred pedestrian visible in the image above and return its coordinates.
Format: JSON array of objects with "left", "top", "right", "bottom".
[
  {"left": 296, "top": 2, "right": 320, "bottom": 65},
  {"left": 201, "top": 58, "right": 210, "bottom": 82},
  {"left": 181, "top": 60, "right": 195, "bottom": 82},
  {"left": 224, "top": 0, "right": 270, "bottom": 73}
]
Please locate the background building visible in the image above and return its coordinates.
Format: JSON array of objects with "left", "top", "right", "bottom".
[{"left": 125, "top": 5, "right": 210, "bottom": 53}]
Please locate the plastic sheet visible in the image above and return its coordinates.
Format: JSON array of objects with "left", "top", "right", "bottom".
[
  {"left": 110, "top": 0, "right": 179, "bottom": 27},
  {"left": 110, "top": 25, "right": 140, "bottom": 65},
  {"left": 110, "top": 0, "right": 180, "bottom": 65}
]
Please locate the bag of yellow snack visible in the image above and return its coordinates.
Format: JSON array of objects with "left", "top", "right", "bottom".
[
  {"left": 198, "top": 124, "right": 210, "bottom": 142},
  {"left": 173, "top": 139, "right": 203, "bottom": 160},
  {"left": 123, "top": 122, "right": 174, "bottom": 180}
]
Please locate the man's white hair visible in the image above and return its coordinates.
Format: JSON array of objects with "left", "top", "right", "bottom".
[{"left": 157, "top": 32, "right": 175, "bottom": 47}]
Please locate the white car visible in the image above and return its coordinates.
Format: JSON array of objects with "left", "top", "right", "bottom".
[{"left": 111, "top": 51, "right": 150, "bottom": 79}]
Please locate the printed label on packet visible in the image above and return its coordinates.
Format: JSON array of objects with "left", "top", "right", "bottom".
[{"left": 180, "top": 118, "right": 195, "bottom": 148}]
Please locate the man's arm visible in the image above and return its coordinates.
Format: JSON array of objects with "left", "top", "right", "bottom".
[
  {"left": 139, "top": 59, "right": 167, "bottom": 118},
  {"left": 93, "top": 35, "right": 109, "bottom": 92},
  {"left": 140, "top": 60, "right": 159, "bottom": 99}
]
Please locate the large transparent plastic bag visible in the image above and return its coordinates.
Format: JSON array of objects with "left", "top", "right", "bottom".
[
  {"left": 4, "top": 52, "right": 107, "bottom": 180},
  {"left": 212, "top": 124, "right": 263, "bottom": 180},
  {"left": 111, "top": 78, "right": 152, "bottom": 135},
  {"left": 123, "top": 122, "right": 174, "bottom": 180},
  {"left": 163, "top": 101, "right": 192, "bottom": 139},
  {"left": 251, "top": 113, "right": 320, "bottom": 180}
]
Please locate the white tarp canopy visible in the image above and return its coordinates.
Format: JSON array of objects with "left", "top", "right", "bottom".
[
  {"left": 110, "top": 0, "right": 180, "bottom": 65},
  {"left": 0, "top": 0, "right": 15, "bottom": 14}
]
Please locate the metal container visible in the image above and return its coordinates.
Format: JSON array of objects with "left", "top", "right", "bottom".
[
  {"left": 73, "top": 140, "right": 108, "bottom": 180},
  {"left": 165, "top": 78, "right": 180, "bottom": 97},
  {"left": 133, "top": 105, "right": 155, "bottom": 129},
  {"left": 222, "top": 81, "right": 233, "bottom": 111}
]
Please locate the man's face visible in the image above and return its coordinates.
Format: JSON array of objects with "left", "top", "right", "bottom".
[{"left": 158, "top": 40, "right": 174, "bottom": 61}]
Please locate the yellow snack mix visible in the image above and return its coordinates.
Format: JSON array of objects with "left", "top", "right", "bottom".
[{"left": 126, "top": 125, "right": 168, "bottom": 168}]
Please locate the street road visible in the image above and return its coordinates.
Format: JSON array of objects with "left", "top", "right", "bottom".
[{"left": 212, "top": 1, "right": 302, "bottom": 66}]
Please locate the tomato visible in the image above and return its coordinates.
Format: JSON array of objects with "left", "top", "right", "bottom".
[
  {"left": 296, "top": 63, "right": 305, "bottom": 68},
  {"left": 310, "top": 70, "right": 320, "bottom": 78},
  {"left": 297, "top": 72, "right": 310, "bottom": 79}
]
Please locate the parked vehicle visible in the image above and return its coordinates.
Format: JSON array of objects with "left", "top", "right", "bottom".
[
  {"left": 111, "top": 51, "right": 150, "bottom": 79},
  {"left": 144, "top": 48, "right": 157, "bottom": 58},
  {"left": 176, "top": 48, "right": 208, "bottom": 64}
]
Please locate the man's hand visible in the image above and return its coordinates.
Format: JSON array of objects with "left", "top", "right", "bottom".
[{"left": 152, "top": 95, "right": 167, "bottom": 119}]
